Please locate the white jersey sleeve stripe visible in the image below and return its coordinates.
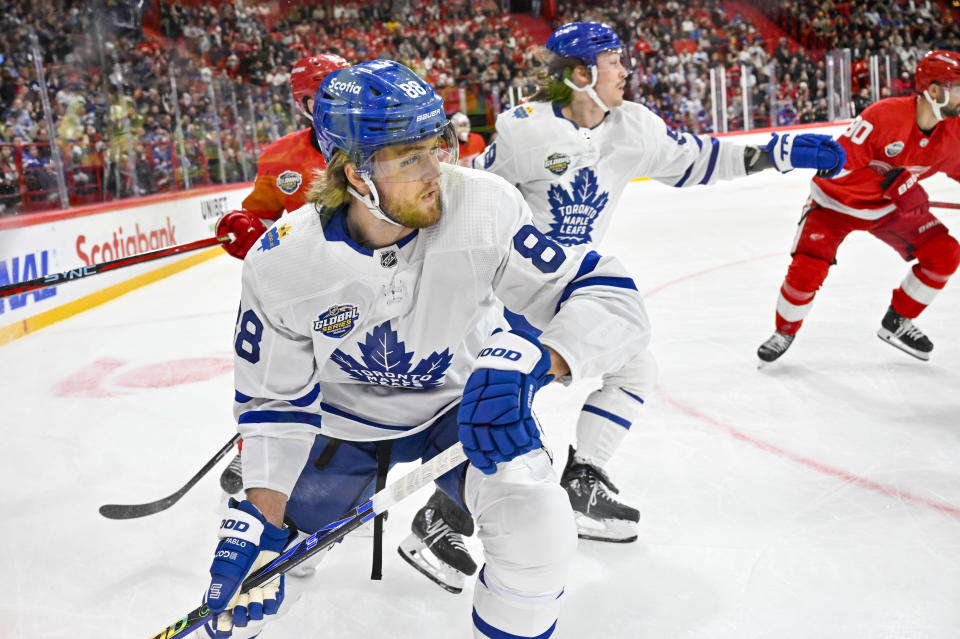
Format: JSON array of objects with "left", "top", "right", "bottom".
[
  {"left": 288, "top": 383, "right": 322, "bottom": 407},
  {"left": 239, "top": 410, "right": 324, "bottom": 428},
  {"left": 697, "top": 137, "right": 721, "bottom": 185},
  {"left": 673, "top": 160, "right": 696, "bottom": 187},
  {"left": 554, "top": 275, "right": 639, "bottom": 313}
]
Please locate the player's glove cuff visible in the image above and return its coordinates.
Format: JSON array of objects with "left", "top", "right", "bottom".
[
  {"left": 474, "top": 329, "right": 553, "bottom": 377},
  {"left": 763, "top": 132, "right": 846, "bottom": 177}
]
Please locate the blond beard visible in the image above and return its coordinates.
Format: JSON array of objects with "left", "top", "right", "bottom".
[{"left": 382, "top": 189, "right": 443, "bottom": 229}]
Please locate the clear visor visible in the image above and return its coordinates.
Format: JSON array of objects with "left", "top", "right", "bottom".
[
  {"left": 599, "top": 48, "right": 631, "bottom": 74},
  {"left": 361, "top": 121, "right": 459, "bottom": 183}
]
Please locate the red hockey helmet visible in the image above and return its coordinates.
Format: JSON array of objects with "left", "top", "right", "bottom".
[
  {"left": 915, "top": 50, "right": 960, "bottom": 92},
  {"left": 291, "top": 54, "right": 350, "bottom": 121}
]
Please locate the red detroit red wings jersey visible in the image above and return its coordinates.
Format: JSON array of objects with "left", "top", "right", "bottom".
[
  {"left": 242, "top": 127, "right": 327, "bottom": 220},
  {"left": 810, "top": 96, "right": 960, "bottom": 220}
]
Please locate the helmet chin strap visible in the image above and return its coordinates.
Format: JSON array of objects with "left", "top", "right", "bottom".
[
  {"left": 347, "top": 175, "right": 404, "bottom": 228},
  {"left": 563, "top": 66, "right": 610, "bottom": 113},
  {"left": 923, "top": 88, "right": 950, "bottom": 121}
]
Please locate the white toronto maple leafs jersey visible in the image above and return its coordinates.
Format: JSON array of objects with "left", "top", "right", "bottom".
[
  {"left": 233, "top": 165, "right": 650, "bottom": 496},
  {"left": 474, "top": 100, "right": 749, "bottom": 246}
]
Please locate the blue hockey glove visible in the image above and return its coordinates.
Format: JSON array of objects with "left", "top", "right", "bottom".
[
  {"left": 763, "top": 132, "right": 846, "bottom": 177},
  {"left": 204, "top": 498, "right": 291, "bottom": 638},
  {"left": 458, "top": 330, "right": 554, "bottom": 475}
]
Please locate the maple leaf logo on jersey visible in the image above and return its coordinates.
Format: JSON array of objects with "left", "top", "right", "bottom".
[
  {"left": 547, "top": 168, "right": 609, "bottom": 246},
  {"left": 330, "top": 321, "right": 453, "bottom": 389}
]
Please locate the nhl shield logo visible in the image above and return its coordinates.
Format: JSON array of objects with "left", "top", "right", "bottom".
[
  {"left": 276, "top": 170, "right": 303, "bottom": 195},
  {"left": 379, "top": 250, "right": 398, "bottom": 268},
  {"left": 544, "top": 152, "right": 571, "bottom": 176},
  {"left": 884, "top": 141, "right": 905, "bottom": 157},
  {"left": 313, "top": 304, "right": 360, "bottom": 338}
]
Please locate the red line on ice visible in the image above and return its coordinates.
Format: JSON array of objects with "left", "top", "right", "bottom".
[{"left": 644, "top": 254, "right": 960, "bottom": 520}]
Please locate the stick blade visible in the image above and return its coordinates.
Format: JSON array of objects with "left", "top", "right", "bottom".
[{"left": 98, "top": 495, "right": 180, "bottom": 519}]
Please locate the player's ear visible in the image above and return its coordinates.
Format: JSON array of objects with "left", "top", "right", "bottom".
[
  {"left": 929, "top": 82, "right": 946, "bottom": 101},
  {"left": 344, "top": 163, "right": 369, "bottom": 196},
  {"left": 571, "top": 64, "right": 591, "bottom": 87}
]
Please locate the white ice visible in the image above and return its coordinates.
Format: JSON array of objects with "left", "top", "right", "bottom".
[{"left": 2, "top": 166, "right": 959, "bottom": 639}]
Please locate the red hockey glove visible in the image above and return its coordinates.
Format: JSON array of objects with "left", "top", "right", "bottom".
[
  {"left": 881, "top": 168, "right": 929, "bottom": 216},
  {"left": 217, "top": 210, "right": 268, "bottom": 260}
]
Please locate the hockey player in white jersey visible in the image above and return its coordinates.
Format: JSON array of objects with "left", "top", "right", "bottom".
[
  {"left": 405, "top": 21, "right": 841, "bottom": 545},
  {"left": 198, "top": 60, "right": 650, "bottom": 639}
]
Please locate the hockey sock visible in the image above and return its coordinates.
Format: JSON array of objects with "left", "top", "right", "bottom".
[
  {"left": 575, "top": 387, "right": 641, "bottom": 468},
  {"left": 891, "top": 233, "right": 960, "bottom": 318}
]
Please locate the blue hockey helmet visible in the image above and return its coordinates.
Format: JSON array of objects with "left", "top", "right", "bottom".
[
  {"left": 313, "top": 60, "right": 456, "bottom": 171},
  {"left": 546, "top": 22, "right": 623, "bottom": 68}
]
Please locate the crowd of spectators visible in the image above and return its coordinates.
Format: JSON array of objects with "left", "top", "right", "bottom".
[
  {"left": 769, "top": 0, "right": 960, "bottom": 104},
  {"left": 159, "top": 0, "right": 538, "bottom": 112},
  {"left": 0, "top": 0, "right": 956, "bottom": 216},
  {"left": 551, "top": 0, "right": 956, "bottom": 132}
]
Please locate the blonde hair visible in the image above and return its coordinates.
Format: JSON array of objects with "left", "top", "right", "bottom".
[{"left": 306, "top": 150, "right": 352, "bottom": 213}]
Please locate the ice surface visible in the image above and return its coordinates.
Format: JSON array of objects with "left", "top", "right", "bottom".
[{"left": 2, "top": 166, "right": 959, "bottom": 638}]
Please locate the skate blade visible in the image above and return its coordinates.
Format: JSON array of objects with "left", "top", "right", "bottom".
[
  {"left": 574, "top": 512, "right": 638, "bottom": 543},
  {"left": 397, "top": 537, "right": 466, "bottom": 594},
  {"left": 877, "top": 330, "right": 931, "bottom": 361}
]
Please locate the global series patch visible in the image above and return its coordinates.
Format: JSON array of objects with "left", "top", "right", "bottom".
[
  {"left": 314, "top": 304, "right": 360, "bottom": 338},
  {"left": 276, "top": 170, "right": 303, "bottom": 195},
  {"left": 544, "top": 152, "right": 571, "bottom": 176},
  {"left": 884, "top": 141, "right": 904, "bottom": 157}
]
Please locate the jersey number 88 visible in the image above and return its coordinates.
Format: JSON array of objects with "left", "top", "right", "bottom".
[{"left": 513, "top": 224, "right": 566, "bottom": 273}]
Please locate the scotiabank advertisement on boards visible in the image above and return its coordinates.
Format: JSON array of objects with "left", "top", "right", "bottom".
[{"left": 0, "top": 187, "right": 248, "bottom": 333}]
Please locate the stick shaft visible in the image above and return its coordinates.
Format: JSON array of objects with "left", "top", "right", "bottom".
[
  {"left": 148, "top": 442, "right": 467, "bottom": 638},
  {"left": 99, "top": 433, "right": 241, "bottom": 520},
  {"left": 0, "top": 234, "right": 231, "bottom": 298},
  {"left": 931, "top": 201, "right": 960, "bottom": 210}
]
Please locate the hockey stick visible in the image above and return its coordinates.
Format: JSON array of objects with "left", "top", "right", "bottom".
[
  {"left": 99, "top": 433, "right": 242, "bottom": 520},
  {"left": 931, "top": 201, "right": 960, "bottom": 210},
  {"left": 0, "top": 234, "right": 233, "bottom": 298},
  {"left": 148, "top": 442, "right": 467, "bottom": 639}
]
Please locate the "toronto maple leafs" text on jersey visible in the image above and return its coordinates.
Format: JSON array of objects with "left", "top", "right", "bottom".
[
  {"left": 475, "top": 101, "right": 749, "bottom": 246},
  {"left": 233, "top": 165, "right": 650, "bottom": 496}
]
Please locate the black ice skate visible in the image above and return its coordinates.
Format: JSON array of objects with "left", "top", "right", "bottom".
[
  {"left": 219, "top": 453, "right": 243, "bottom": 494},
  {"left": 877, "top": 306, "right": 933, "bottom": 361},
  {"left": 757, "top": 331, "right": 796, "bottom": 363},
  {"left": 561, "top": 446, "right": 640, "bottom": 543},
  {"left": 398, "top": 490, "right": 477, "bottom": 593}
]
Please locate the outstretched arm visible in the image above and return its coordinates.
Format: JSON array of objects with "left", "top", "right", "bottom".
[{"left": 744, "top": 132, "right": 846, "bottom": 177}]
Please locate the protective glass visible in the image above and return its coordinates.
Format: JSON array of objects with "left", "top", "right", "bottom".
[{"left": 363, "top": 122, "right": 459, "bottom": 183}]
